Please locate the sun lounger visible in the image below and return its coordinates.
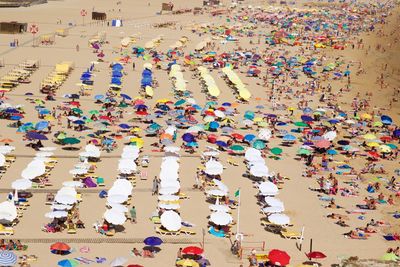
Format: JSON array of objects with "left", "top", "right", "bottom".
[
  {"left": 180, "top": 228, "right": 196, "bottom": 235},
  {"left": 150, "top": 216, "right": 161, "bottom": 224},
  {"left": 155, "top": 226, "right": 179, "bottom": 236},
  {"left": 0, "top": 226, "right": 14, "bottom": 235},
  {"left": 280, "top": 229, "right": 302, "bottom": 240},
  {"left": 67, "top": 225, "right": 77, "bottom": 234},
  {"left": 96, "top": 177, "right": 105, "bottom": 186}
]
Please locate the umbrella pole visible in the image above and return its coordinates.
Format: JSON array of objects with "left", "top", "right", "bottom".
[
  {"left": 236, "top": 189, "right": 241, "bottom": 238},
  {"left": 309, "top": 238, "right": 313, "bottom": 260}
]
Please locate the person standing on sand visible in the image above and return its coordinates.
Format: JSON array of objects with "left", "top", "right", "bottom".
[
  {"left": 152, "top": 176, "right": 158, "bottom": 195},
  {"left": 130, "top": 206, "right": 136, "bottom": 223},
  {"left": 76, "top": 44, "right": 79, "bottom": 52}
]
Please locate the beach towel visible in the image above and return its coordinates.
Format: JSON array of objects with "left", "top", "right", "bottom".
[
  {"left": 95, "top": 257, "right": 106, "bottom": 263},
  {"left": 356, "top": 205, "right": 370, "bottom": 210},
  {"left": 74, "top": 257, "right": 94, "bottom": 264}
]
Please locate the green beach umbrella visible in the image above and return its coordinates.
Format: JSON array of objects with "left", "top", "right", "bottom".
[
  {"left": 174, "top": 99, "right": 186, "bottom": 106},
  {"left": 89, "top": 110, "right": 99, "bottom": 115},
  {"left": 253, "top": 140, "right": 266, "bottom": 150},
  {"left": 294, "top": 121, "right": 308, "bottom": 127},
  {"left": 58, "top": 259, "right": 79, "bottom": 267},
  {"left": 230, "top": 145, "right": 244, "bottom": 152},
  {"left": 62, "top": 137, "right": 80, "bottom": 145},
  {"left": 387, "top": 144, "right": 397, "bottom": 149},
  {"left": 381, "top": 252, "right": 398, "bottom": 261},
  {"left": 297, "top": 148, "right": 311, "bottom": 155},
  {"left": 56, "top": 132, "right": 66, "bottom": 140},
  {"left": 270, "top": 147, "right": 283, "bottom": 155},
  {"left": 72, "top": 108, "right": 83, "bottom": 114}
]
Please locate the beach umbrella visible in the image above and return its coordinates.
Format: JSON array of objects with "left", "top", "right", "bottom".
[
  {"left": 62, "top": 138, "right": 80, "bottom": 145},
  {"left": 294, "top": 121, "right": 309, "bottom": 127},
  {"left": 120, "top": 93, "right": 132, "bottom": 100},
  {"left": 282, "top": 134, "right": 296, "bottom": 141},
  {"left": 253, "top": 140, "right": 266, "bottom": 150},
  {"left": 11, "top": 179, "right": 32, "bottom": 190},
  {"left": 268, "top": 214, "right": 290, "bottom": 225},
  {"left": 58, "top": 259, "right": 79, "bottom": 267},
  {"left": 50, "top": 242, "right": 71, "bottom": 254},
  {"left": 381, "top": 115, "right": 392, "bottom": 125},
  {"left": 315, "top": 139, "right": 331, "bottom": 149},
  {"left": 144, "top": 236, "right": 163, "bottom": 246},
  {"left": 259, "top": 182, "right": 278, "bottom": 194},
  {"left": 174, "top": 99, "right": 186, "bottom": 106},
  {"left": 327, "top": 149, "right": 338, "bottom": 155},
  {"left": 182, "top": 133, "right": 195, "bottom": 143},
  {"left": 301, "top": 115, "right": 313, "bottom": 122},
  {"left": 26, "top": 132, "right": 48, "bottom": 140},
  {"left": 258, "top": 129, "right": 272, "bottom": 141},
  {"left": 45, "top": 211, "right": 68, "bottom": 219},
  {"left": 363, "top": 133, "right": 376, "bottom": 140},
  {"left": 268, "top": 249, "right": 290, "bottom": 266},
  {"left": 306, "top": 251, "right": 327, "bottom": 260},
  {"left": 110, "top": 256, "right": 128, "bottom": 267},
  {"left": 270, "top": 147, "right": 282, "bottom": 155},
  {"left": 0, "top": 201, "right": 17, "bottom": 222},
  {"left": 230, "top": 145, "right": 244, "bottom": 152},
  {"left": 209, "top": 204, "right": 230, "bottom": 212},
  {"left": 206, "top": 189, "right": 227, "bottom": 197},
  {"left": 209, "top": 211, "right": 232, "bottom": 226},
  {"left": 262, "top": 206, "right": 284, "bottom": 213},
  {"left": 176, "top": 259, "right": 199, "bottom": 267},
  {"left": 0, "top": 251, "right": 17, "bottom": 266},
  {"left": 160, "top": 210, "right": 182, "bottom": 231},
  {"left": 244, "top": 134, "right": 256, "bottom": 142},
  {"left": 264, "top": 197, "right": 284, "bottom": 207},
  {"left": 182, "top": 246, "right": 204, "bottom": 255},
  {"left": 104, "top": 209, "right": 126, "bottom": 225}
]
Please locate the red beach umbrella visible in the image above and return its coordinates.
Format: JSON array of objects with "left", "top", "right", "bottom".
[
  {"left": 268, "top": 249, "right": 290, "bottom": 266},
  {"left": 182, "top": 246, "right": 204, "bottom": 255},
  {"left": 50, "top": 242, "right": 70, "bottom": 252},
  {"left": 231, "top": 133, "right": 244, "bottom": 140},
  {"left": 306, "top": 251, "right": 327, "bottom": 259},
  {"left": 315, "top": 139, "right": 331, "bottom": 149}
]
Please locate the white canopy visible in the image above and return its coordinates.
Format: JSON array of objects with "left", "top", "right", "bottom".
[
  {"left": 209, "top": 211, "right": 232, "bottom": 226},
  {"left": 268, "top": 213, "right": 290, "bottom": 225},
  {"left": 11, "top": 179, "right": 32, "bottom": 190},
  {"left": 0, "top": 201, "right": 17, "bottom": 222},
  {"left": 104, "top": 209, "right": 126, "bottom": 225},
  {"left": 160, "top": 210, "right": 182, "bottom": 231}
]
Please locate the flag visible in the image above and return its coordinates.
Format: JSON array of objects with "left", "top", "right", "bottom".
[{"left": 234, "top": 189, "right": 240, "bottom": 197}]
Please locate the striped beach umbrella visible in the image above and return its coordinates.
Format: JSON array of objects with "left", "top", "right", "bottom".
[{"left": 0, "top": 250, "right": 17, "bottom": 266}]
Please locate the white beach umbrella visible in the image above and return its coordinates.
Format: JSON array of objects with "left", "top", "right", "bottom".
[
  {"left": 45, "top": 210, "right": 68, "bottom": 219},
  {"left": 54, "top": 194, "right": 76, "bottom": 205},
  {"left": 209, "top": 211, "right": 233, "bottom": 226},
  {"left": 262, "top": 206, "right": 284, "bottom": 214},
  {"left": 158, "top": 203, "right": 180, "bottom": 210},
  {"left": 11, "top": 179, "right": 32, "bottom": 190},
  {"left": 206, "top": 189, "right": 227, "bottom": 197},
  {"left": 0, "top": 201, "right": 17, "bottom": 222},
  {"left": 258, "top": 128, "right": 272, "bottom": 141},
  {"left": 203, "top": 151, "right": 220, "bottom": 157},
  {"left": 107, "top": 204, "right": 128, "bottom": 213},
  {"left": 112, "top": 179, "right": 133, "bottom": 193},
  {"left": 158, "top": 195, "right": 180, "bottom": 202},
  {"left": 104, "top": 209, "right": 126, "bottom": 225},
  {"left": 212, "top": 179, "right": 229, "bottom": 192},
  {"left": 204, "top": 160, "right": 223, "bottom": 175},
  {"left": 268, "top": 213, "right": 290, "bottom": 225},
  {"left": 259, "top": 182, "right": 278, "bottom": 194},
  {"left": 69, "top": 168, "right": 88, "bottom": 175},
  {"left": 62, "top": 181, "right": 83, "bottom": 188},
  {"left": 160, "top": 180, "right": 180, "bottom": 189},
  {"left": 51, "top": 204, "right": 72, "bottom": 210},
  {"left": 323, "top": 131, "right": 337, "bottom": 141},
  {"left": 160, "top": 210, "right": 182, "bottom": 231},
  {"left": 250, "top": 165, "right": 269, "bottom": 178},
  {"left": 209, "top": 204, "right": 230, "bottom": 212},
  {"left": 159, "top": 186, "right": 180, "bottom": 195},
  {"left": 0, "top": 154, "right": 5, "bottom": 167},
  {"left": 107, "top": 194, "right": 129, "bottom": 204},
  {"left": 264, "top": 197, "right": 284, "bottom": 207},
  {"left": 57, "top": 187, "right": 76, "bottom": 196},
  {"left": 110, "top": 256, "right": 128, "bottom": 267},
  {"left": 163, "top": 146, "right": 180, "bottom": 153},
  {"left": 245, "top": 148, "right": 262, "bottom": 162}
]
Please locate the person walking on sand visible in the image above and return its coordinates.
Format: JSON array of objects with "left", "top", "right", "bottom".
[
  {"left": 130, "top": 206, "right": 137, "bottom": 223},
  {"left": 76, "top": 44, "right": 79, "bottom": 52},
  {"left": 152, "top": 176, "right": 158, "bottom": 195}
]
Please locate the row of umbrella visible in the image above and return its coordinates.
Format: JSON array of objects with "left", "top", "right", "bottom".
[
  {"left": 222, "top": 66, "right": 251, "bottom": 101},
  {"left": 169, "top": 64, "right": 187, "bottom": 92},
  {"left": 197, "top": 66, "right": 220, "bottom": 98}
]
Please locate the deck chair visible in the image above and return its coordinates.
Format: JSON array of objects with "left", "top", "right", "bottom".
[
  {"left": 155, "top": 226, "right": 179, "bottom": 236},
  {"left": 280, "top": 229, "right": 302, "bottom": 240},
  {"left": 0, "top": 225, "right": 14, "bottom": 235},
  {"left": 180, "top": 228, "right": 196, "bottom": 235},
  {"left": 67, "top": 225, "right": 77, "bottom": 234},
  {"left": 150, "top": 216, "right": 161, "bottom": 224},
  {"left": 227, "top": 157, "right": 239, "bottom": 166}
]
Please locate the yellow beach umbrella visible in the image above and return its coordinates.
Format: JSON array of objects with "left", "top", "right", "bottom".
[
  {"left": 44, "top": 115, "right": 55, "bottom": 121},
  {"left": 176, "top": 259, "right": 199, "bottom": 267},
  {"left": 130, "top": 137, "right": 144, "bottom": 148},
  {"left": 363, "top": 133, "right": 376, "bottom": 140},
  {"left": 361, "top": 113, "right": 372, "bottom": 120},
  {"left": 367, "top": 142, "right": 379, "bottom": 147},
  {"left": 157, "top": 98, "right": 170, "bottom": 103},
  {"left": 378, "top": 145, "right": 391, "bottom": 153}
]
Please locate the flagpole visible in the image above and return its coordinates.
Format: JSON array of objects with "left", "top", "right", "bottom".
[{"left": 236, "top": 188, "right": 241, "bottom": 236}]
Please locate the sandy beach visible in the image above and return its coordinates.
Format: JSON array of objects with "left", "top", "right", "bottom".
[{"left": 0, "top": 0, "right": 398, "bottom": 266}]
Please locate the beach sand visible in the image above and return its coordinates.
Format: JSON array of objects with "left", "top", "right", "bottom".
[{"left": 0, "top": 0, "right": 399, "bottom": 266}]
